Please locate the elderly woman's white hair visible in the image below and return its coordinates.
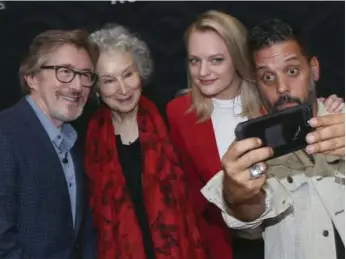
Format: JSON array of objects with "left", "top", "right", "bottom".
[{"left": 89, "top": 23, "right": 154, "bottom": 84}]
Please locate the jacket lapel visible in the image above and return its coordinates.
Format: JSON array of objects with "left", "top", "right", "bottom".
[{"left": 19, "top": 98, "right": 75, "bottom": 231}]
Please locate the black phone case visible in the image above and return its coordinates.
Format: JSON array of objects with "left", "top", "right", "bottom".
[{"left": 234, "top": 104, "right": 314, "bottom": 159}]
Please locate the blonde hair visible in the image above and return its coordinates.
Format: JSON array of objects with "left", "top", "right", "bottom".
[
  {"left": 19, "top": 29, "right": 99, "bottom": 94},
  {"left": 183, "top": 10, "right": 263, "bottom": 122}
]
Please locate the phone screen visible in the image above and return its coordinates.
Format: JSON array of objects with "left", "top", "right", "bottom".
[{"left": 236, "top": 104, "right": 314, "bottom": 158}]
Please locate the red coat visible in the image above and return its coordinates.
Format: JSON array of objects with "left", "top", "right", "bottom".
[{"left": 166, "top": 93, "right": 233, "bottom": 259}]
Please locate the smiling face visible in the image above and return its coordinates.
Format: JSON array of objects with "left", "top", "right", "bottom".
[
  {"left": 26, "top": 43, "right": 94, "bottom": 127},
  {"left": 97, "top": 51, "right": 142, "bottom": 114},
  {"left": 187, "top": 29, "right": 240, "bottom": 100},
  {"left": 254, "top": 40, "right": 319, "bottom": 112}
]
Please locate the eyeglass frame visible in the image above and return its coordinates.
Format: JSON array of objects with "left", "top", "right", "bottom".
[{"left": 40, "top": 65, "right": 98, "bottom": 88}]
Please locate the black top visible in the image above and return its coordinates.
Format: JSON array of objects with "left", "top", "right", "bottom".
[
  {"left": 334, "top": 224, "right": 344, "bottom": 259},
  {"left": 116, "top": 135, "right": 156, "bottom": 259}
]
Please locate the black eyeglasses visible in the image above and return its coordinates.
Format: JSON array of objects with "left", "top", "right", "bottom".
[{"left": 40, "top": 65, "right": 97, "bottom": 88}]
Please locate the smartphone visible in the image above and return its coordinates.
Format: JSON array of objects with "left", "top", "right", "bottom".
[{"left": 234, "top": 104, "right": 315, "bottom": 159}]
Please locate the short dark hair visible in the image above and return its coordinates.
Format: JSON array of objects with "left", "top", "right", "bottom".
[{"left": 247, "top": 19, "right": 312, "bottom": 62}]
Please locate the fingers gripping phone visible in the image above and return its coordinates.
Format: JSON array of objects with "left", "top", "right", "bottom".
[{"left": 235, "top": 104, "right": 315, "bottom": 159}]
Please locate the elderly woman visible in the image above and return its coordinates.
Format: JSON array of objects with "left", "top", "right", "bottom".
[{"left": 84, "top": 24, "right": 207, "bottom": 259}]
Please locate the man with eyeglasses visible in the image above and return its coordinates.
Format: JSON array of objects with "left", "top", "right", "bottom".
[{"left": 0, "top": 29, "right": 98, "bottom": 259}]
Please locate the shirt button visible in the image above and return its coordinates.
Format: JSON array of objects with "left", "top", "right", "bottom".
[
  {"left": 287, "top": 176, "right": 293, "bottom": 183},
  {"left": 57, "top": 135, "right": 61, "bottom": 139},
  {"left": 322, "top": 230, "right": 329, "bottom": 237}
]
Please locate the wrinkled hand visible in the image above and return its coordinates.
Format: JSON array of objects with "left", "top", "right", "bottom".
[
  {"left": 318, "top": 94, "right": 345, "bottom": 113},
  {"left": 221, "top": 138, "right": 273, "bottom": 205},
  {"left": 306, "top": 113, "right": 345, "bottom": 156}
]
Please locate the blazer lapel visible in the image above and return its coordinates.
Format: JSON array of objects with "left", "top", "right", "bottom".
[
  {"left": 19, "top": 99, "right": 74, "bottom": 228},
  {"left": 192, "top": 118, "right": 222, "bottom": 182}
]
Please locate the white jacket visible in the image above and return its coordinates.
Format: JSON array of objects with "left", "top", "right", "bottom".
[{"left": 201, "top": 102, "right": 345, "bottom": 259}]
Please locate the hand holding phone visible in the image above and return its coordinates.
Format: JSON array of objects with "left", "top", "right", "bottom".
[
  {"left": 221, "top": 137, "right": 272, "bottom": 202},
  {"left": 221, "top": 104, "right": 314, "bottom": 215},
  {"left": 234, "top": 104, "right": 315, "bottom": 159},
  {"left": 306, "top": 113, "right": 345, "bottom": 156}
]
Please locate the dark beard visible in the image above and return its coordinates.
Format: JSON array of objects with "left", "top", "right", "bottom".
[
  {"left": 272, "top": 94, "right": 303, "bottom": 112},
  {"left": 264, "top": 78, "right": 316, "bottom": 114}
]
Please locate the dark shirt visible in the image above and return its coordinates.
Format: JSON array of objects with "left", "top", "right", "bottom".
[
  {"left": 334, "top": 224, "right": 344, "bottom": 259},
  {"left": 116, "top": 135, "right": 156, "bottom": 259}
]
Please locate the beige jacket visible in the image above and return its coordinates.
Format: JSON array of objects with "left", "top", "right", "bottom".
[{"left": 201, "top": 101, "right": 345, "bottom": 259}]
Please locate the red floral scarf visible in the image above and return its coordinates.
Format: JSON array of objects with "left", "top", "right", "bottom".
[{"left": 84, "top": 96, "right": 207, "bottom": 259}]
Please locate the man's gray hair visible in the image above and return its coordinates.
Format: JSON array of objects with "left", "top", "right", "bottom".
[{"left": 89, "top": 23, "right": 153, "bottom": 83}]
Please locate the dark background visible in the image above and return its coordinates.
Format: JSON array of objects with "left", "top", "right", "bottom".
[{"left": 0, "top": 1, "right": 344, "bottom": 134}]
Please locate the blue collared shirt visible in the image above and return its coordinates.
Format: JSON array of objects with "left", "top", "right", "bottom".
[{"left": 25, "top": 95, "right": 77, "bottom": 227}]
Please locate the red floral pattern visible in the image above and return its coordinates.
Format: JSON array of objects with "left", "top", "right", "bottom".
[{"left": 84, "top": 96, "right": 208, "bottom": 259}]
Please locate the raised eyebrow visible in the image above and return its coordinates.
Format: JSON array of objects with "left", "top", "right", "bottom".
[
  {"left": 284, "top": 56, "right": 301, "bottom": 62},
  {"left": 285, "top": 62, "right": 302, "bottom": 68}
]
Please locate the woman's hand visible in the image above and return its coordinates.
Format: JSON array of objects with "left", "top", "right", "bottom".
[{"left": 318, "top": 94, "right": 344, "bottom": 113}]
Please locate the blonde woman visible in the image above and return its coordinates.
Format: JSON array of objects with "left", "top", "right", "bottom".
[{"left": 166, "top": 10, "right": 343, "bottom": 259}]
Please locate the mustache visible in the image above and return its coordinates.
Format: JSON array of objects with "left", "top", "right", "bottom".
[
  {"left": 274, "top": 94, "right": 302, "bottom": 108},
  {"left": 55, "top": 88, "right": 82, "bottom": 98}
]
